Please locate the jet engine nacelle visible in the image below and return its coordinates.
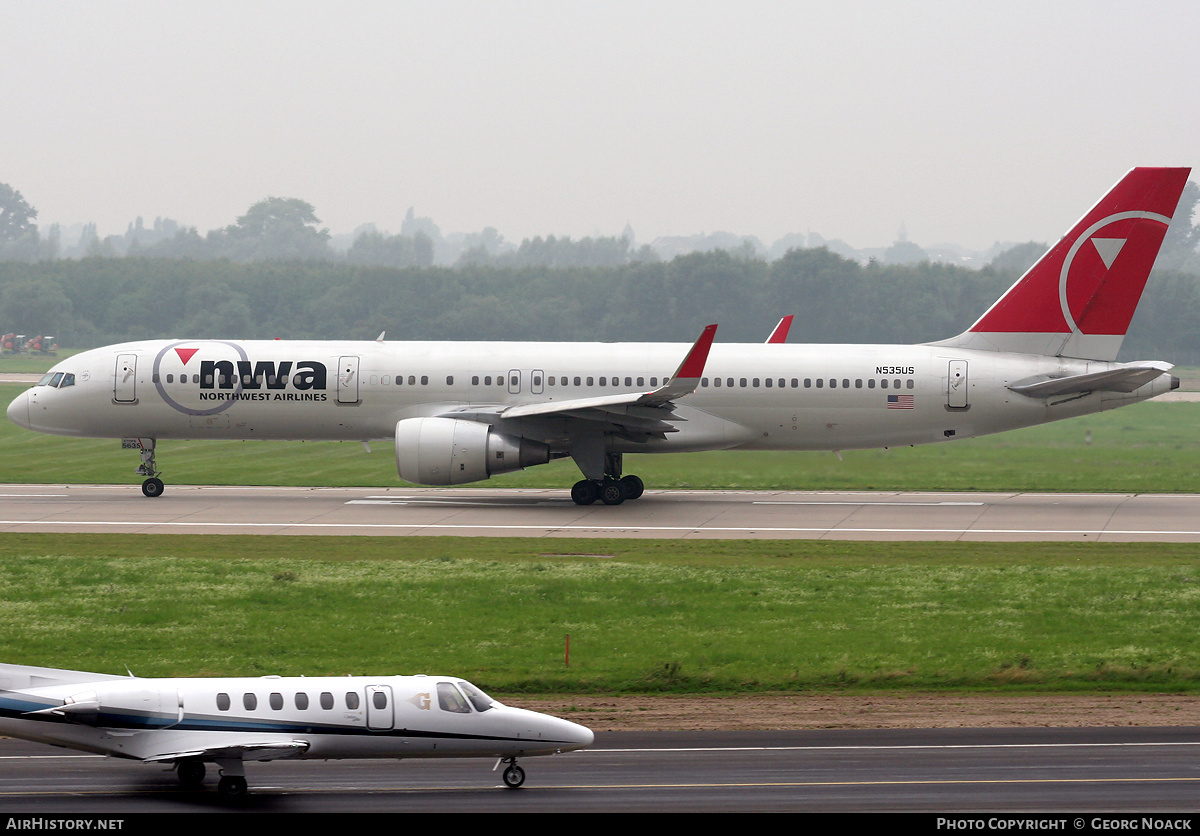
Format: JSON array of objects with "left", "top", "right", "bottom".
[{"left": 395, "top": 417, "right": 550, "bottom": 485}]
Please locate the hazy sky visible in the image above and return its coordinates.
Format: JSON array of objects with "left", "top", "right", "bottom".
[{"left": 3, "top": 1, "right": 1198, "bottom": 250}]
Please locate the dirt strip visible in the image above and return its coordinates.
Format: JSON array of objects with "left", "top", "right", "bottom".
[{"left": 513, "top": 693, "right": 1200, "bottom": 731}]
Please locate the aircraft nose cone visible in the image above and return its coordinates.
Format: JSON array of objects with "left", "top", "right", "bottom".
[{"left": 6, "top": 390, "right": 30, "bottom": 430}]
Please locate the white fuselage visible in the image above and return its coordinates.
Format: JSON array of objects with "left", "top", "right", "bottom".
[
  {"left": 7, "top": 338, "right": 1175, "bottom": 456},
  {"left": 0, "top": 670, "right": 593, "bottom": 763}
]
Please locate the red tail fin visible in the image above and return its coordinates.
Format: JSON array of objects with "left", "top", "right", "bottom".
[{"left": 942, "top": 167, "right": 1190, "bottom": 360}]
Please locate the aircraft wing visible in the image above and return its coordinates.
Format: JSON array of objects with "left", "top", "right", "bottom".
[
  {"left": 1008, "top": 362, "right": 1174, "bottom": 398},
  {"left": 441, "top": 324, "right": 718, "bottom": 440},
  {"left": 142, "top": 739, "right": 311, "bottom": 764}
]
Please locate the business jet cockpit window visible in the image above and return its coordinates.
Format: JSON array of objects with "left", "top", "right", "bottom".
[
  {"left": 437, "top": 681, "right": 471, "bottom": 713},
  {"left": 457, "top": 680, "right": 496, "bottom": 712}
]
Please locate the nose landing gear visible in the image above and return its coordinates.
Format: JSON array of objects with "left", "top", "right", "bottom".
[
  {"left": 498, "top": 757, "right": 526, "bottom": 789},
  {"left": 127, "top": 437, "right": 165, "bottom": 497}
]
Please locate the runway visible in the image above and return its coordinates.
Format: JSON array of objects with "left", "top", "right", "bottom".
[
  {"left": 0, "top": 728, "right": 1197, "bottom": 813},
  {"left": 3, "top": 484, "right": 1200, "bottom": 541}
]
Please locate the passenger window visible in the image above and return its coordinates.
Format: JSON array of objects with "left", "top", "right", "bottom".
[
  {"left": 843, "top": 379, "right": 850, "bottom": 388},
  {"left": 816, "top": 379, "right": 823, "bottom": 388},
  {"left": 868, "top": 379, "right": 876, "bottom": 389},
  {"left": 243, "top": 693, "right": 257, "bottom": 711},
  {"left": 320, "top": 692, "right": 334, "bottom": 710},
  {"left": 881, "top": 379, "right": 888, "bottom": 389},
  {"left": 373, "top": 691, "right": 387, "bottom": 709},
  {"left": 217, "top": 693, "right": 230, "bottom": 711},
  {"left": 599, "top": 377, "right": 607, "bottom": 387},
  {"left": 345, "top": 691, "right": 360, "bottom": 710},
  {"left": 270, "top": 693, "right": 283, "bottom": 710},
  {"left": 408, "top": 375, "right": 416, "bottom": 385},
  {"left": 472, "top": 376, "right": 479, "bottom": 385},
  {"left": 907, "top": 379, "right": 915, "bottom": 389},
  {"left": 765, "top": 378, "right": 772, "bottom": 388},
  {"left": 421, "top": 376, "right": 429, "bottom": 385},
  {"left": 446, "top": 376, "right": 453, "bottom": 385},
  {"left": 830, "top": 379, "right": 837, "bottom": 388},
  {"left": 714, "top": 377, "right": 722, "bottom": 387},
  {"left": 295, "top": 692, "right": 309, "bottom": 710}
]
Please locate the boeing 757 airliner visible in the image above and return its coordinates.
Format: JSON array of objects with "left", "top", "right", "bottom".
[{"left": 6, "top": 168, "right": 1190, "bottom": 504}]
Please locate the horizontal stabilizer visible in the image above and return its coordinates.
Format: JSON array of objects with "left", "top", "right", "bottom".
[{"left": 1008, "top": 362, "right": 1174, "bottom": 398}]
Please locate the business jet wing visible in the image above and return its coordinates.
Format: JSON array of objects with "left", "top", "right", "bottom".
[
  {"left": 142, "top": 738, "right": 311, "bottom": 763},
  {"left": 1008, "top": 362, "right": 1174, "bottom": 398}
]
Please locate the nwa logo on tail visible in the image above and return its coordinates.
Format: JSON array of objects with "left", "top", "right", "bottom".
[
  {"left": 947, "top": 167, "right": 1189, "bottom": 361},
  {"left": 152, "top": 340, "right": 329, "bottom": 417}
]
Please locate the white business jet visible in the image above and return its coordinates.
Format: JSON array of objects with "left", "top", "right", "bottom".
[
  {"left": 0, "top": 660, "right": 593, "bottom": 797},
  {"left": 6, "top": 168, "right": 1190, "bottom": 504}
]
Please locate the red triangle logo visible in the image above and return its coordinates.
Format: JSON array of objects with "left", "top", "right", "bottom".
[{"left": 175, "top": 347, "right": 199, "bottom": 365}]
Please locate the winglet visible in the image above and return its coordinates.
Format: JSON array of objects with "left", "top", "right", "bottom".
[
  {"left": 765, "top": 315, "right": 793, "bottom": 344},
  {"left": 639, "top": 324, "right": 717, "bottom": 405},
  {"left": 674, "top": 324, "right": 718, "bottom": 380}
]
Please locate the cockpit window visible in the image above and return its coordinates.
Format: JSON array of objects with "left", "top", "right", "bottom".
[
  {"left": 36, "top": 372, "right": 75, "bottom": 388},
  {"left": 437, "top": 681, "right": 471, "bottom": 714},
  {"left": 457, "top": 681, "right": 495, "bottom": 712}
]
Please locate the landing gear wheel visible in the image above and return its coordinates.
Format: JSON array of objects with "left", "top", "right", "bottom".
[
  {"left": 177, "top": 759, "right": 206, "bottom": 787},
  {"left": 141, "top": 478, "right": 164, "bottom": 498},
  {"left": 571, "top": 479, "right": 599, "bottom": 506},
  {"left": 600, "top": 479, "right": 627, "bottom": 505},
  {"left": 502, "top": 764, "right": 526, "bottom": 789},
  {"left": 217, "top": 775, "right": 248, "bottom": 798},
  {"left": 619, "top": 474, "right": 644, "bottom": 501}
]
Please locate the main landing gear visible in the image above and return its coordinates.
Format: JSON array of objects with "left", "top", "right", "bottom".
[
  {"left": 131, "top": 437, "right": 164, "bottom": 497},
  {"left": 570, "top": 452, "right": 645, "bottom": 506},
  {"left": 175, "top": 758, "right": 247, "bottom": 798}
]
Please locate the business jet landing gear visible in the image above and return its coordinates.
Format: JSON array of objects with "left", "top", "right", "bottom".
[
  {"left": 216, "top": 760, "right": 248, "bottom": 798},
  {"left": 499, "top": 757, "right": 526, "bottom": 789},
  {"left": 132, "top": 438, "right": 164, "bottom": 497},
  {"left": 570, "top": 453, "right": 644, "bottom": 506}
]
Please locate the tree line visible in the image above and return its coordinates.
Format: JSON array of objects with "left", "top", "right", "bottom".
[{"left": 3, "top": 246, "right": 1200, "bottom": 362}]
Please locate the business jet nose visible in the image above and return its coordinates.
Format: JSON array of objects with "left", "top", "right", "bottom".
[{"left": 6, "top": 390, "right": 30, "bottom": 430}]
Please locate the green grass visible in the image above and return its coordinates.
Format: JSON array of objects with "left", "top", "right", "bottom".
[
  {"left": 4, "top": 381, "right": 1200, "bottom": 491},
  {"left": 0, "top": 534, "right": 1198, "bottom": 694},
  {"left": 0, "top": 350, "right": 81, "bottom": 374}
]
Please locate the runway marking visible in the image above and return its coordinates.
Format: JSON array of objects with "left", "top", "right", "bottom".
[
  {"left": 753, "top": 501, "right": 985, "bottom": 506},
  {"left": 2, "top": 520, "right": 1199, "bottom": 537}
]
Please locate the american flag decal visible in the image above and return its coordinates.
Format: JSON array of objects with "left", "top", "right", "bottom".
[{"left": 887, "top": 394, "right": 914, "bottom": 409}]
